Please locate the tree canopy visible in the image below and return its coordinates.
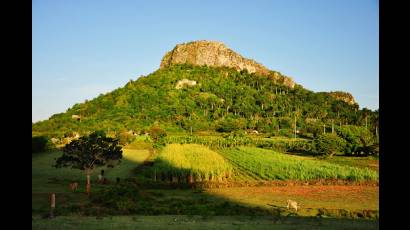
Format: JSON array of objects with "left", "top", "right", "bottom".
[
  {"left": 55, "top": 131, "right": 123, "bottom": 171},
  {"left": 33, "top": 64, "right": 378, "bottom": 138}
]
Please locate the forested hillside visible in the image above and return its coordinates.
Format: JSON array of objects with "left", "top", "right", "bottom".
[{"left": 32, "top": 63, "right": 378, "bottom": 138}]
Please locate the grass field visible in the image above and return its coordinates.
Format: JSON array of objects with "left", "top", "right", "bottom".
[
  {"left": 317, "top": 156, "right": 379, "bottom": 172},
  {"left": 33, "top": 141, "right": 379, "bottom": 229},
  {"left": 32, "top": 148, "right": 150, "bottom": 191},
  {"left": 220, "top": 147, "right": 378, "bottom": 181},
  {"left": 32, "top": 148, "right": 151, "bottom": 215},
  {"left": 32, "top": 215, "right": 378, "bottom": 230},
  {"left": 207, "top": 185, "right": 378, "bottom": 213}
]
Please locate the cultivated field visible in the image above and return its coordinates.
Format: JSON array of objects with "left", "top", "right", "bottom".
[
  {"left": 32, "top": 137, "right": 379, "bottom": 229},
  {"left": 220, "top": 147, "right": 378, "bottom": 181},
  {"left": 151, "top": 144, "right": 232, "bottom": 182}
]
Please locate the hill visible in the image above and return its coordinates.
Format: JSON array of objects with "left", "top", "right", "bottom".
[
  {"left": 160, "top": 40, "right": 296, "bottom": 88},
  {"left": 32, "top": 41, "right": 378, "bottom": 138}
]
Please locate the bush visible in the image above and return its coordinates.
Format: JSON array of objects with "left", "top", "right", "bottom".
[
  {"left": 149, "top": 125, "right": 167, "bottom": 148},
  {"left": 336, "top": 125, "right": 375, "bottom": 155},
  {"left": 32, "top": 136, "right": 52, "bottom": 153},
  {"left": 117, "top": 132, "right": 136, "bottom": 146},
  {"left": 305, "top": 123, "right": 323, "bottom": 137},
  {"left": 356, "top": 143, "right": 379, "bottom": 156},
  {"left": 215, "top": 117, "right": 246, "bottom": 132},
  {"left": 278, "top": 129, "right": 294, "bottom": 138},
  {"left": 313, "top": 133, "right": 347, "bottom": 157},
  {"left": 288, "top": 140, "right": 314, "bottom": 153},
  {"left": 91, "top": 183, "right": 140, "bottom": 214}
]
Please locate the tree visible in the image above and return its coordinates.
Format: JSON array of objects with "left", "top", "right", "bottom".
[
  {"left": 336, "top": 125, "right": 374, "bottom": 155},
  {"left": 32, "top": 136, "right": 53, "bottom": 153},
  {"left": 32, "top": 64, "right": 373, "bottom": 139},
  {"left": 149, "top": 125, "right": 167, "bottom": 149},
  {"left": 117, "top": 131, "right": 136, "bottom": 146},
  {"left": 55, "top": 131, "right": 122, "bottom": 195},
  {"left": 313, "top": 133, "right": 347, "bottom": 157}
]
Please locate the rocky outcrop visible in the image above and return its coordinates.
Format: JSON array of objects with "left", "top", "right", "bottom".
[
  {"left": 327, "top": 91, "right": 356, "bottom": 105},
  {"left": 175, "top": 79, "right": 197, "bottom": 89},
  {"left": 160, "top": 40, "right": 296, "bottom": 88}
]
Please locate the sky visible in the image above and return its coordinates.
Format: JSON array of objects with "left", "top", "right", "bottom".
[{"left": 32, "top": 0, "right": 379, "bottom": 122}]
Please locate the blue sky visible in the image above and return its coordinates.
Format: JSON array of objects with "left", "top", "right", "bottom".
[{"left": 32, "top": 0, "right": 379, "bottom": 122}]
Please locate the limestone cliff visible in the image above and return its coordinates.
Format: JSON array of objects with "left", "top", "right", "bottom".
[
  {"left": 327, "top": 91, "right": 356, "bottom": 105},
  {"left": 160, "top": 40, "right": 296, "bottom": 88}
]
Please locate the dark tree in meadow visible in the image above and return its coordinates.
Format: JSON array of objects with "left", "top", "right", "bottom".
[{"left": 55, "top": 131, "right": 122, "bottom": 195}]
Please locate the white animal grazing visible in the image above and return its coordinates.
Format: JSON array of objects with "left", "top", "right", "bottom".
[{"left": 287, "top": 199, "right": 298, "bottom": 212}]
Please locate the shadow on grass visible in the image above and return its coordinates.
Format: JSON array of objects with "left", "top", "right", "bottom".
[
  {"left": 33, "top": 155, "right": 378, "bottom": 230},
  {"left": 43, "top": 158, "right": 376, "bottom": 218}
]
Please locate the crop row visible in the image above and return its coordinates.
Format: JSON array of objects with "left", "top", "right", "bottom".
[
  {"left": 219, "top": 147, "right": 378, "bottom": 181},
  {"left": 164, "top": 135, "right": 313, "bottom": 153},
  {"left": 148, "top": 144, "right": 232, "bottom": 183}
]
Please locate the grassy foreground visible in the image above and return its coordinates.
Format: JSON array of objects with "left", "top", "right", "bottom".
[
  {"left": 32, "top": 149, "right": 150, "bottom": 191},
  {"left": 32, "top": 149, "right": 150, "bottom": 214},
  {"left": 33, "top": 143, "right": 378, "bottom": 229},
  {"left": 32, "top": 215, "right": 378, "bottom": 230}
]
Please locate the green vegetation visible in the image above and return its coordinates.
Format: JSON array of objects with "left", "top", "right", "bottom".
[
  {"left": 32, "top": 136, "right": 54, "bottom": 153},
  {"left": 313, "top": 133, "right": 347, "bottom": 156},
  {"left": 165, "top": 134, "right": 313, "bottom": 153},
  {"left": 318, "top": 156, "right": 379, "bottom": 172},
  {"left": 220, "top": 147, "right": 378, "bottom": 181},
  {"left": 32, "top": 63, "right": 379, "bottom": 228},
  {"left": 149, "top": 125, "right": 167, "bottom": 149},
  {"left": 33, "top": 144, "right": 378, "bottom": 226},
  {"left": 336, "top": 125, "right": 377, "bottom": 156},
  {"left": 32, "top": 148, "right": 150, "bottom": 216},
  {"left": 55, "top": 131, "right": 123, "bottom": 194},
  {"left": 116, "top": 131, "right": 136, "bottom": 146},
  {"left": 151, "top": 144, "right": 232, "bottom": 182},
  {"left": 32, "top": 215, "right": 379, "bottom": 230},
  {"left": 32, "top": 149, "right": 149, "bottom": 193},
  {"left": 32, "top": 64, "right": 378, "bottom": 140}
]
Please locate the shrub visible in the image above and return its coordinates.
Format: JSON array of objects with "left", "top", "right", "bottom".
[
  {"left": 216, "top": 117, "right": 246, "bottom": 132},
  {"left": 288, "top": 140, "right": 314, "bottom": 153},
  {"left": 278, "top": 129, "right": 294, "bottom": 138},
  {"left": 117, "top": 132, "right": 136, "bottom": 146},
  {"left": 313, "top": 133, "right": 347, "bottom": 157},
  {"left": 32, "top": 136, "right": 53, "bottom": 153},
  {"left": 336, "top": 125, "right": 375, "bottom": 155},
  {"left": 91, "top": 183, "right": 140, "bottom": 214},
  {"left": 356, "top": 143, "right": 379, "bottom": 156},
  {"left": 149, "top": 125, "right": 167, "bottom": 148},
  {"left": 305, "top": 123, "right": 323, "bottom": 138}
]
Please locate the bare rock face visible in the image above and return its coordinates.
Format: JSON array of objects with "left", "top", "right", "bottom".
[
  {"left": 175, "top": 79, "right": 197, "bottom": 89},
  {"left": 160, "top": 40, "right": 296, "bottom": 88},
  {"left": 327, "top": 91, "right": 356, "bottom": 105}
]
